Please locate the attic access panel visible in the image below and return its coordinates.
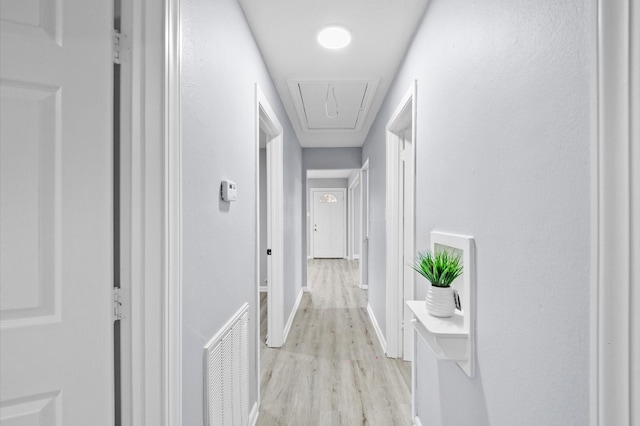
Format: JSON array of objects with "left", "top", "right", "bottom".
[{"left": 289, "top": 80, "right": 378, "bottom": 132}]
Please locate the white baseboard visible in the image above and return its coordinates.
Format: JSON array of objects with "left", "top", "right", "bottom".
[
  {"left": 307, "top": 256, "right": 312, "bottom": 260},
  {"left": 353, "top": 255, "right": 360, "bottom": 260},
  {"left": 249, "top": 402, "right": 259, "bottom": 426},
  {"left": 283, "top": 287, "right": 305, "bottom": 344},
  {"left": 359, "top": 284, "right": 368, "bottom": 290},
  {"left": 302, "top": 286, "right": 309, "bottom": 293},
  {"left": 414, "top": 416, "right": 423, "bottom": 426},
  {"left": 367, "top": 303, "right": 386, "bottom": 354},
  {"left": 259, "top": 286, "right": 268, "bottom": 293}
]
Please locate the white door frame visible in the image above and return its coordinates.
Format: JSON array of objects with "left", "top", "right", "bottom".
[
  {"left": 592, "top": 1, "right": 639, "bottom": 424},
  {"left": 36, "top": 0, "right": 182, "bottom": 423},
  {"left": 102, "top": 0, "right": 182, "bottom": 424},
  {"left": 163, "top": 0, "right": 182, "bottom": 423},
  {"left": 310, "top": 188, "right": 347, "bottom": 259},
  {"left": 136, "top": 0, "right": 182, "bottom": 423},
  {"left": 385, "top": 81, "right": 417, "bottom": 360},
  {"left": 124, "top": 0, "right": 183, "bottom": 423},
  {"left": 255, "top": 85, "right": 285, "bottom": 354},
  {"left": 359, "top": 159, "right": 370, "bottom": 289},
  {"left": 0, "top": 0, "right": 182, "bottom": 423},
  {"left": 348, "top": 174, "right": 361, "bottom": 260},
  {"left": 115, "top": 2, "right": 133, "bottom": 423}
]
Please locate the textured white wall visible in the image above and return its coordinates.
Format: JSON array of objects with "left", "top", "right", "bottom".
[
  {"left": 363, "top": 0, "right": 593, "bottom": 423},
  {"left": 180, "top": 0, "right": 302, "bottom": 422}
]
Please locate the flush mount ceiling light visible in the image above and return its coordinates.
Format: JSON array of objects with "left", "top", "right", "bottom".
[{"left": 317, "top": 26, "right": 351, "bottom": 49}]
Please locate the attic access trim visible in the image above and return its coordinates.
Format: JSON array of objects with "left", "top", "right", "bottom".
[{"left": 288, "top": 79, "right": 379, "bottom": 132}]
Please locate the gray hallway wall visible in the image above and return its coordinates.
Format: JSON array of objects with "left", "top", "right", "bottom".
[
  {"left": 180, "top": 0, "right": 303, "bottom": 422},
  {"left": 362, "top": 0, "right": 593, "bottom": 424}
]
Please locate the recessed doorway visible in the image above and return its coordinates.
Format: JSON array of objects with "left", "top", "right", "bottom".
[
  {"left": 385, "top": 81, "right": 417, "bottom": 361},
  {"left": 255, "top": 85, "right": 285, "bottom": 366},
  {"left": 310, "top": 188, "right": 347, "bottom": 258}
]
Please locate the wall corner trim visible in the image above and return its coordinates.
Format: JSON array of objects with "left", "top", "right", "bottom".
[
  {"left": 593, "top": 0, "right": 639, "bottom": 424},
  {"left": 164, "top": 0, "right": 182, "bottom": 424},
  {"left": 248, "top": 402, "right": 259, "bottom": 426},
  {"left": 283, "top": 287, "right": 305, "bottom": 344},
  {"left": 367, "top": 303, "right": 387, "bottom": 355}
]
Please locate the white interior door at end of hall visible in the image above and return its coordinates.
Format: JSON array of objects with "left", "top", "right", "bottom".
[
  {"left": 0, "top": 1, "right": 115, "bottom": 424},
  {"left": 313, "top": 190, "right": 345, "bottom": 258}
]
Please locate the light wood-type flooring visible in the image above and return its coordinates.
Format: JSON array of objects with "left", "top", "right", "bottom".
[{"left": 257, "top": 259, "right": 411, "bottom": 426}]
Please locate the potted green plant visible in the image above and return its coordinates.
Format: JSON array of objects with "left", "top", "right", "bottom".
[{"left": 412, "top": 249, "right": 463, "bottom": 317}]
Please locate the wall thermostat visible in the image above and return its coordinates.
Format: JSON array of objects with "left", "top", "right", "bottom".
[{"left": 220, "top": 180, "right": 237, "bottom": 201}]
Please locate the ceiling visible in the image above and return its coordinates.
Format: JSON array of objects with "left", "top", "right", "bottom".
[{"left": 238, "top": 0, "right": 429, "bottom": 148}]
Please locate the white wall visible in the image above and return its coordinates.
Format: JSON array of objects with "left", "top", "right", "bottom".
[
  {"left": 180, "top": 0, "right": 302, "bottom": 422},
  {"left": 303, "top": 148, "right": 362, "bottom": 170},
  {"left": 363, "top": 0, "right": 593, "bottom": 424}
]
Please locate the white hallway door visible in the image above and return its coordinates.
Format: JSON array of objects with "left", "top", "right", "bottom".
[
  {"left": 0, "top": 0, "right": 115, "bottom": 424},
  {"left": 312, "top": 189, "right": 346, "bottom": 258}
]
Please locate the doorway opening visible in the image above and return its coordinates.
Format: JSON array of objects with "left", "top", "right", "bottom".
[
  {"left": 359, "top": 160, "right": 370, "bottom": 290},
  {"left": 385, "top": 81, "right": 417, "bottom": 361},
  {"left": 255, "top": 85, "right": 285, "bottom": 379},
  {"left": 113, "top": 0, "right": 133, "bottom": 423},
  {"left": 348, "top": 174, "right": 361, "bottom": 261},
  {"left": 305, "top": 169, "right": 358, "bottom": 263}
]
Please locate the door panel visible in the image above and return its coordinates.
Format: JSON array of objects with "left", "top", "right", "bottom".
[
  {"left": 0, "top": 0, "right": 114, "bottom": 424},
  {"left": 312, "top": 190, "right": 345, "bottom": 258}
]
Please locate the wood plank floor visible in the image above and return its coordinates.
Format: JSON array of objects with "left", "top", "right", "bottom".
[{"left": 258, "top": 259, "right": 411, "bottom": 426}]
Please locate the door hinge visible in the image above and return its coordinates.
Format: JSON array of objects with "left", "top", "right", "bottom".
[
  {"left": 113, "top": 287, "right": 126, "bottom": 321},
  {"left": 113, "top": 30, "right": 122, "bottom": 64}
]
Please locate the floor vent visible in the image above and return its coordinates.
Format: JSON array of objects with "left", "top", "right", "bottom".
[{"left": 204, "top": 302, "right": 249, "bottom": 426}]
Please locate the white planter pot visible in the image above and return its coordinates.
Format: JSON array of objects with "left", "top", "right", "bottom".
[{"left": 425, "top": 286, "right": 455, "bottom": 317}]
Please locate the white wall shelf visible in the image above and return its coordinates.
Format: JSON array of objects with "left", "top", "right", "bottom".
[
  {"left": 409, "top": 231, "right": 476, "bottom": 377},
  {"left": 407, "top": 301, "right": 468, "bottom": 362}
]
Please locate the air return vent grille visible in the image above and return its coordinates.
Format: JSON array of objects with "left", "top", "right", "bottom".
[{"left": 204, "top": 303, "right": 249, "bottom": 426}]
